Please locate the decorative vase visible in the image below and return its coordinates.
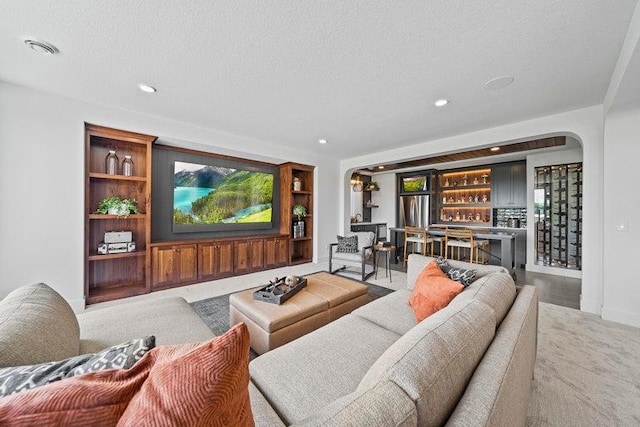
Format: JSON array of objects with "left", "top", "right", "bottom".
[
  {"left": 122, "top": 155, "right": 134, "bottom": 176},
  {"left": 108, "top": 203, "right": 128, "bottom": 216},
  {"left": 105, "top": 150, "right": 119, "bottom": 175},
  {"left": 293, "top": 178, "right": 301, "bottom": 191}
]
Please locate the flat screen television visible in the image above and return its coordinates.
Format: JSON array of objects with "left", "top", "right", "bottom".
[{"left": 172, "top": 160, "right": 275, "bottom": 233}]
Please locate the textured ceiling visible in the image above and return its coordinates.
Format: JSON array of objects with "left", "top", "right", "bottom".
[{"left": 0, "top": 1, "right": 637, "bottom": 159}]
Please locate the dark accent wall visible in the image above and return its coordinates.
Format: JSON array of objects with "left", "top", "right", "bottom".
[{"left": 151, "top": 145, "right": 281, "bottom": 242}]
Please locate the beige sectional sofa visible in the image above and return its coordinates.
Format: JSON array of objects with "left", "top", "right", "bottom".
[
  {"left": 1, "top": 254, "right": 538, "bottom": 426},
  {"left": 249, "top": 254, "right": 539, "bottom": 426}
]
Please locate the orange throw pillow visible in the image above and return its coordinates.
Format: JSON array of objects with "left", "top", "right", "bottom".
[
  {"left": 118, "top": 322, "right": 254, "bottom": 427},
  {"left": 0, "top": 348, "right": 155, "bottom": 426},
  {"left": 408, "top": 261, "right": 464, "bottom": 322}
]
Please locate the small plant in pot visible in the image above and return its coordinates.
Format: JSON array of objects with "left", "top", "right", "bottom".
[
  {"left": 292, "top": 204, "right": 307, "bottom": 220},
  {"left": 95, "top": 197, "right": 140, "bottom": 217}
]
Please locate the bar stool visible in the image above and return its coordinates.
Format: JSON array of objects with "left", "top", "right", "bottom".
[
  {"left": 403, "top": 227, "right": 433, "bottom": 267},
  {"left": 445, "top": 228, "right": 489, "bottom": 264},
  {"left": 427, "top": 224, "right": 447, "bottom": 257}
]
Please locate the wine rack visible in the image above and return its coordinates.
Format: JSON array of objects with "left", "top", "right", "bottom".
[{"left": 534, "top": 163, "right": 582, "bottom": 270}]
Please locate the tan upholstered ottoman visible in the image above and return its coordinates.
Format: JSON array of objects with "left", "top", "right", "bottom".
[{"left": 229, "top": 272, "right": 369, "bottom": 354}]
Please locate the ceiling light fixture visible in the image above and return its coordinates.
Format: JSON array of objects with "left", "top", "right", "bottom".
[
  {"left": 490, "top": 147, "right": 501, "bottom": 152},
  {"left": 23, "top": 39, "right": 58, "bottom": 55},
  {"left": 318, "top": 139, "right": 327, "bottom": 144},
  {"left": 138, "top": 83, "right": 157, "bottom": 93},
  {"left": 483, "top": 76, "right": 514, "bottom": 91},
  {"left": 378, "top": 166, "right": 385, "bottom": 169},
  {"left": 434, "top": 99, "right": 449, "bottom": 107}
]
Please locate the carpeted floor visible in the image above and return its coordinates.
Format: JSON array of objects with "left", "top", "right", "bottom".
[{"left": 526, "top": 302, "right": 640, "bottom": 426}]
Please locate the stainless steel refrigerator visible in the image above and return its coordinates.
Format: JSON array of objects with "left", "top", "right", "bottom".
[{"left": 399, "top": 195, "right": 430, "bottom": 228}]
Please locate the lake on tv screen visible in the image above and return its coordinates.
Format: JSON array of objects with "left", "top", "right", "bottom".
[{"left": 173, "top": 161, "right": 273, "bottom": 225}]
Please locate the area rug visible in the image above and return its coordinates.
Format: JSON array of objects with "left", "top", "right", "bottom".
[{"left": 190, "top": 271, "right": 394, "bottom": 337}]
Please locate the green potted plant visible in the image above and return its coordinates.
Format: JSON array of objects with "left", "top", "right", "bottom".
[
  {"left": 292, "top": 204, "right": 307, "bottom": 220},
  {"left": 366, "top": 181, "right": 380, "bottom": 191},
  {"left": 292, "top": 204, "right": 307, "bottom": 238},
  {"left": 95, "top": 197, "right": 140, "bottom": 217}
]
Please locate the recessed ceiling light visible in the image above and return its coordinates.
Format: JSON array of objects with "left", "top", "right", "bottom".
[
  {"left": 490, "top": 147, "right": 501, "bottom": 152},
  {"left": 318, "top": 139, "right": 327, "bottom": 144},
  {"left": 23, "top": 39, "right": 58, "bottom": 55},
  {"left": 483, "top": 76, "right": 514, "bottom": 91},
  {"left": 378, "top": 166, "right": 385, "bottom": 169},
  {"left": 434, "top": 99, "right": 449, "bottom": 107},
  {"left": 138, "top": 83, "right": 157, "bottom": 93}
]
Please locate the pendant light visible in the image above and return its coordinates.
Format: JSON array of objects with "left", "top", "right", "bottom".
[{"left": 351, "top": 172, "right": 363, "bottom": 192}]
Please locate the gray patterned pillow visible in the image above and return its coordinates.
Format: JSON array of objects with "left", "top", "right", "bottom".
[
  {"left": 0, "top": 336, "right": 155, "bottom": 397},
  {"left": 336, "top": 235, "right": 358, "bottom": 253},
  {"left": 435, "top": 257, "right": 477, "bottom": 287}
]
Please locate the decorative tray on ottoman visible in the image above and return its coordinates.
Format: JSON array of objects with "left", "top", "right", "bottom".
[{"left": 253, "top": 276, "right": 307, "bottom": 305}]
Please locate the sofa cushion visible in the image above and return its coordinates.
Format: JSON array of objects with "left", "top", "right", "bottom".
[
  {"left": 352, "top": 289, "right": 416, "bottom": 335},
  {"left": 119, "top": 323, "right": 253, "bottom": 427},
  {"left": 0, "top": 336, "right": 155, "bottom": 397},
  {"left": 349, "top": 231, "right": 375, "bottom": 251},
  {"left": 77, "top": 296, "right": 215, "bottom": 353},
  {"left": 408, "top": 261, "right": 464, "bottom": 322},
  {"left": 407, "top": 254, "right": 507, "bottom": 290},
  {"left": 358, "top": 299, "right": 496, "bottom": 426},
  {"left": 293, "top": 379, "right": 417, "bottom": 426},
  {"left": 449, "top": 271, "right": 516, "bottom": 326},
  {"left": 250, "top": 314, "right": 401, "bottom": 424},
  {"left": 0, "top": 283, "right": 80, "bottom": 368},
  {"left": 447, "top": 285, "right": 539, "bottom": 427}
]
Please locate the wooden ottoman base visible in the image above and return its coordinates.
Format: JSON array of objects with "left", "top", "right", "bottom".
[{"left": 229, "top": 272, "right": 370, "bottom": 355}]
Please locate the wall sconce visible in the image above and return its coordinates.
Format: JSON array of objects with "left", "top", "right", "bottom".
[{"left": 351, "top": 173, "right": 363, "bottom": 192}]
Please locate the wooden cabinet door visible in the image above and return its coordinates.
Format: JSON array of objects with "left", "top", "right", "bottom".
[
  {"left": 199, "top": 241, "right": 234, "bottom": 280},
  {"left": 248, "top": 238, "right": 264, "bottom": 270},
  {"left": 234, "top": 241, "right": 252, "bottom": 274},
  {"left": 264, "top": 237, "right": 289, "bottom": 268},
  {"left": 175, "top": 244, "right": 197, "bottom": 283},
  {"left": 217, "top": 242, "right": 234, "bottom": 277},
  {"left": 235, "top": 239, "right": 264, "bottom": 273},
  {"left": 198, "top": 242, "right": 217, "bottom": 280},
  {"left": 152, "top": 245, "right": 176, "bottom": 289},
  {"left": 152, "top": 244, "right": 196, "bottom": 289},
  {"left": 510, "top": 162, "right": 527, "bottom": 207}
]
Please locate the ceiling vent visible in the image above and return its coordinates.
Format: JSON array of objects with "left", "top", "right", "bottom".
[{"left": 24, "top": 39, "right": 59, "bottom": 55}]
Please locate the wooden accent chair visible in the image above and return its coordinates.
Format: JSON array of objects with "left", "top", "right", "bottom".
[
  {"left": 403, "top": 227, "right": 434, "bottom": 267},
  {"left": 445, "top": 228, "right": 490, "bottom": 264}
]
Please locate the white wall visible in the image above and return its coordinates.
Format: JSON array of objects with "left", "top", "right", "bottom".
[
  {"left": 340, "top": 106, "right": 605, "bottom": 318},
  {"left": 0, "top": 82, "right": 340, "bottom": 310},
  {"left": 370, "top": 172, "right": 397, "bottom": 229},
  {"left": 525, "top": 148, "right": 583, "bottom": 278},
  {"left": 602, "top": 106, "right": 640, "bottom": 327}
]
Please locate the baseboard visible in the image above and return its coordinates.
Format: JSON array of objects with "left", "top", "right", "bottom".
[
  {"left": 601, "top": 306, "right": 640, "bottom": 328},
  {"left": 525, "top": 263, "right": 582, "bottom": 279},
  {"left": 579, "top": 297, "right": 601, "bottom": 315}
]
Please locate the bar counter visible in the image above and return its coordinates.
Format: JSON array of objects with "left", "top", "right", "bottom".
[{"left": 389, "top": 227, "right": 516, "bottom": 272}]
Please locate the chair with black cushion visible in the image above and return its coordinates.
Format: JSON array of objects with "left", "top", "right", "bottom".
[{"left": 329, "top": 232, "right": 376, "bottom": 281}]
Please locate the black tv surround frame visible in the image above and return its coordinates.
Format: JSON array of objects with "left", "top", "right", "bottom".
[{"left": 151, "top": 145, "right": 281, "bottom": 242}]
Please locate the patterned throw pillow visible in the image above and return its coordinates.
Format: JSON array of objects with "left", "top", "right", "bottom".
[
  {"left": 435, "top": 257, "right": 477, "bottom": 287},
  {"left": 0, "top": 336, "right": 155, "bottom": 397},
  {"left": 336, "top": 235, "right": 358, "bottom": 253}
]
